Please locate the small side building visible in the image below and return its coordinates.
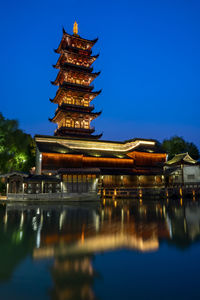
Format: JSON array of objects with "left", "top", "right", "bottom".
[{"left": 164, "top": 153, "right": 200, "bottom": 185}]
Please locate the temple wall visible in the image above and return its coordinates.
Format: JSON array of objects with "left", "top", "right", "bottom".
[
  {"left": 102, "top": 175, "right": 164, "bottom": 188},
  {"left": 41, "top": 152, "right": 165, "bottom": 171},
  {"left": 183, "top": 166, "right": 200, "bottom": 183},
  {"left": 127, "top": 151, "right": 166, "bottom": 166}
]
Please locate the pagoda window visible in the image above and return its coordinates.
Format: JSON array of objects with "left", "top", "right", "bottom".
[
  {"left": 66, "top": 118, "right": 71, "bottom": 127},
  {"left": 75, "top": 120, "right": 80, "bottom": 128},
  {"left": 76, "top": 99, "right": 81, "bottom": 106},
  {"left": 83, "top": 100, "right": 89, "bottom": 106},
  {"left": 84, "top": 120, "right": 90, "bottom": 129},
  {"left": 66, "top": 96, "right": 72, "bottom": 104}
]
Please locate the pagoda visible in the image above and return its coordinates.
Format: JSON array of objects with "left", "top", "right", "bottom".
[{"left": 50, "top": 22, "right": 102, "bottom": 139}]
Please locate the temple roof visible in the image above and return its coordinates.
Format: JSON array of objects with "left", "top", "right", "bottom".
[
  {"left": 35, "top": 135, "right": 165, "bottom": 156},
  {"left": 54, "top": 29, "right": 98, "bottom": 55},
  {"left": 50, "top": 89, "right": 101, "bottom": 104},
  {"left": 54, "top": 130, "right": 102, "bottom": 139},
  {"left": 36, "top": 140, "right": 129, "bottom": 158},
  {"left": 62, "top": 27, "right": 98, "bottom": 45},
  {"left": 0, "top": 171, "right": 29, "bottom": 178},
  {"left": 54, "top": 49, "right": 99, "bottom": 62},
  {"left": 53, "top": 62, "right": 94, "bottom": 73},
  {"left": 52, "top": 103, "right": 95, "bottom": 114},
  {"left": 165, "top": 153, "right": 198, "bottom": 166},
  {"left": 59, "top": 83, "right": 100, "bottom": 94},
  {"left": 60, "top": 82, "right": 94, "bottom": 92},
  {"left": 35, "top": 139, "right": 166, "bottom": 172},
  {"left": 52, "top": 67, "right": 100, "bottom": 85}
]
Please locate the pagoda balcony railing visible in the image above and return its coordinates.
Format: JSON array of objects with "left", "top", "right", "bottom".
[
  {"left": 56, "top": 126, "right": 95, "bottom": 133},
  {"left": 62, "top": 62, "right": 93, "bottom": 73},
  {"left": 65, "top": 45, "right": 92, "bottom": 56},
  {"left": 62, "top": 81, "right": 94, "bottom": 91},
  {"left": 55, "top": 104, "right": 94, "bottom": 112}
]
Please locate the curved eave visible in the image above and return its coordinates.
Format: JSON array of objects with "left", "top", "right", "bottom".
[
  {"left": 60, "top": 86, "right": 101, "bottom": 96},
  {"left": 62, "top": 27, "right": 98, "bottom": 44},
  {"left": 61, "top": 82, "right": 94, "bottom": 92},
  {"left": 54, "top": 50, "right": 99, "bottom": 66},
  {"left": 59, "top": 103, "right": 94, "bottom": 112},
  {"left": 59, "top": 106, "right": 101, "bottom": 117},
  {"left": 53, "top": 62, "right": 93, "bottom": 73},
  {"left": 60, "top": 66, "right": 99, "bottom": 77},
  {"left": 51, "top": 88, "right": 102, "bottom": 104},
  {"left": 62, "top": 62, "right": 93, "bottom": 72},
  {"left": 49, "top": 108, "right": 101, "bottom": 123},
  {"left": 51, "top": 80, "right": 58, "bottom": 86}
]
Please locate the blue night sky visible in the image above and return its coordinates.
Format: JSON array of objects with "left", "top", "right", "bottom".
[{"left": 0, "top": 0, "right": 200, "bottom": 147}]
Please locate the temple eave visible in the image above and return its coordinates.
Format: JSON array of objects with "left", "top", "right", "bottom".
[{"left": 62, "top": 28, "right": 98, "bottom": 44}]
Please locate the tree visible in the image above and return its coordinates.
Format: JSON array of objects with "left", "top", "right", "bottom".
[
  {"left": 162, "top": 136, "right": 199, "bottom": 160},
  {"left": 0, "top": 113, "right": 35, "bottom": 174}
]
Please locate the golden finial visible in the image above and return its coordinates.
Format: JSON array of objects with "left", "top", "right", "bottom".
[{"left": 73, "top": 21, "right": 78, "bottom": 35}]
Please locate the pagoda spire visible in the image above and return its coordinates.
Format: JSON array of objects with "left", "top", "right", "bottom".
[{"left": 73, "top": 21, "right": 78, "bottom": 35}]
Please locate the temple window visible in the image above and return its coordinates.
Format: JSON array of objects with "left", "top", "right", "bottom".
[
  {"left": 66, "top": 96, "right": 72, "bottom": 104},
  {"left": 76, "top": 99, "right": 81, "bottom": 106},
  {"left": 84, "top": 121, "right": 89, "bottom": 129},
  {"left": 66, "top": 118, "right": 71, "bottom": 127},
  {"left": 84, "top": 100, "right": 89, "bottom": 106},
  {"left": 75, "top": 120, "right": 80, "bottom": 128}
]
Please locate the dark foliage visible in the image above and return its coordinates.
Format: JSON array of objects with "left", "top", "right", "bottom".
[
  {"left": 162, "top": 136, "right": 199, "bottom": 160},
  {"left": 0, "top": 113, "right": 35, "bottom": 174}
]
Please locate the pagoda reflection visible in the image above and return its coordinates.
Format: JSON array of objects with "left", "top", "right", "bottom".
[
  {"left": 33, "top": 201, "right": 170, "bottom": 259},
  {"left": 1, "top": 200, "right": 200, "bottom": 299}
]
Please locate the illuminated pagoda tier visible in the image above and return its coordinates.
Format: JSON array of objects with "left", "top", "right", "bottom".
[{"left": 50, "top": 22, "right": 102, "bottom": 139}]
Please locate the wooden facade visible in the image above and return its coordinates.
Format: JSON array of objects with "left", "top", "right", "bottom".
[{"left": 35, "top": 135, "right": 167, "bottom": 190}]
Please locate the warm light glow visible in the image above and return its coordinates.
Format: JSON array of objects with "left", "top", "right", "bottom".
[
  {"left": 73, "top": 21, "right": 78, "bottom": 35},
  {"left": 36, "top": 136, "right": 156, "bottom": 153}
]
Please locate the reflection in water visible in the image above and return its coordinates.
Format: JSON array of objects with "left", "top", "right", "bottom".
[{"left": 0, "top": 200, "right": 200, "bottom": 299}]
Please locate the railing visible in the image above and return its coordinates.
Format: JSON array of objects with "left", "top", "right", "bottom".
[{"left": 100, "top": 185, "right": 200, "bottom": 200}]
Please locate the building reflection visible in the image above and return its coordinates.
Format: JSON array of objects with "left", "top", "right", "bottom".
[{"left": 0, "top": 200, "right": 200, "bottom": 299}]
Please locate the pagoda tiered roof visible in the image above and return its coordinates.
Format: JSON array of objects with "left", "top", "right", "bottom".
[
  {"left": 60, "top": 82, "right": 95, "bottom": 92},
  {"left": 53, "top": 62, "right": 94, "bottom": 73},
  {"left": 57, "top": 103, "right": 95, "bottom": 113},
  {"left": 53, "top": 51, "right": 99, "bottom": 68},
  {"left": 49, "top": 105, "right": 101, "bottom": 123},
  {"left": 62, "top": 27, "right": 98, "bottom": 44},
  {"left": 51, "top": 69, "right": 100, "bottom": 86},
  {"left": 50, "top": 88, "right": 101, "bottom": 104},
  {"left": 54, "top": 28, "right": 98, "bottom": 54},
  {"left": 54, "top": 127, "right": 100, "bottom": 138},
  {"left": 52, "top": 125, "right": 103, "bottom": 139}
]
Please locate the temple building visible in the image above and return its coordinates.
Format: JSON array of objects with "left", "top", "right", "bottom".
[
  {"left": 33, "top": 22, "right": 167, "bottom": 195},
  {"left": 164, "top": 153, "right": 200, "bottom": 185}
]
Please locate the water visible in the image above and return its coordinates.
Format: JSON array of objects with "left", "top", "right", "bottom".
[{"left": 0, "top": 199, "right": 200, "bottom": 300}]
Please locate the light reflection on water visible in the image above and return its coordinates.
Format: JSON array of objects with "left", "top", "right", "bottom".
[{"left": 0, "top": 199, "right": 200, "bottom": 300}]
